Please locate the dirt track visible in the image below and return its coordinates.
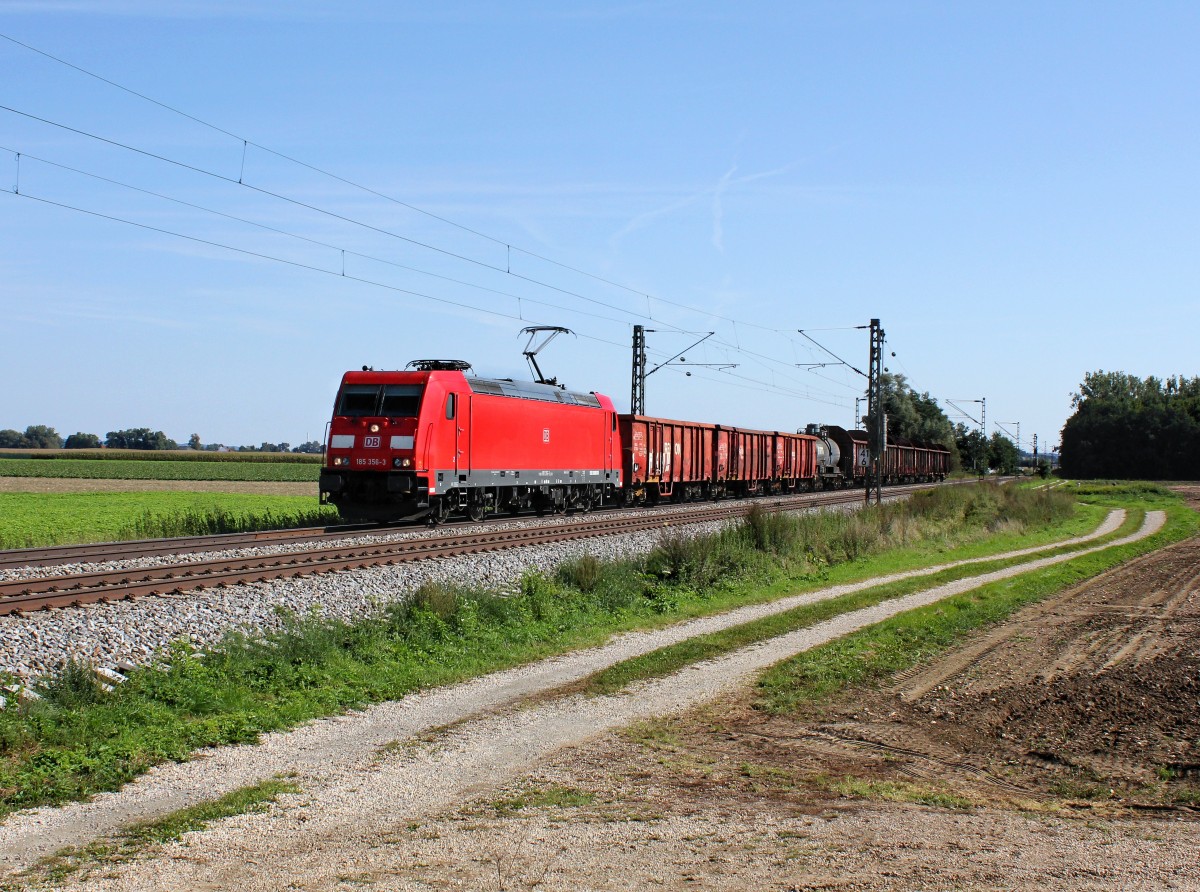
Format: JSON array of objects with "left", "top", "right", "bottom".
[
  {"left": 6, "top": 501, "right": 1198, "bottom": 890},
  {"left": 322, "top": 519, "right": 1200, "bottom": 891}
]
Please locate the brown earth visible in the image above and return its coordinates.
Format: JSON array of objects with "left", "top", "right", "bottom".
[
  {"left": 350, "top": 499, "right": 1199, "bottom": 890},
  {"left": 22, "top": 490, "right": 1200, "bottom": 890},
  {"left": 0, "top": 477, "right": 317, "bottom": 496}
]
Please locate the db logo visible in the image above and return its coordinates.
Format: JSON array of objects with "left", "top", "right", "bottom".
[{"left": 364, "top": 436, "right": 381, "bottom": 448}]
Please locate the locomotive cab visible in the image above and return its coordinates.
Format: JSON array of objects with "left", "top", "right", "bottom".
[
  {"left": 320, "top": 370, "right": 442, "bottom": 522},
  {"left": 321, "top": 361, "right": 621, "bottom": 524}
]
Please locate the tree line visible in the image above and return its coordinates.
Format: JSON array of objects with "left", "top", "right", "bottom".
[
  {"left": 0, "top": 425, "right": 323, "bottom": 454},
  {"left": 1060, "top": 371, "right": 1199, "bottom": 479},
  {"left": 875, "top": 374, "right": 1022, "bottom": 474}
]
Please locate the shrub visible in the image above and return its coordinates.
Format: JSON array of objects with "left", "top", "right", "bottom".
[{"left": 558, "top": 554, "right": 603, "bottom": 593}]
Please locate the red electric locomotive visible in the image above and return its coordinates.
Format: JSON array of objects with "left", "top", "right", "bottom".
[
  {"left": 320, "top": 360, "right": 622, "bottom": 523},
  {"left": 321, "top": 358, "right": 947, "bottom": 525}
]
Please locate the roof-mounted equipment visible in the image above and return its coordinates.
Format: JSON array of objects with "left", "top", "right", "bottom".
[
  {"left": 520, "top": 326, "right": 573, "bottom": 386},
  {"left": 406, "top": 359, "right": 474, "bottom": 372}
]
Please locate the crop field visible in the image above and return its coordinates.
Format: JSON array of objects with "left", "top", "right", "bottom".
[
  {"left": 0, "top": 492, "right": 337, "bottom": 548},
  {"left": 0, "top": 449, "right": 322, "bottom": 464},
  {"left": 0, "top": 457, "right": 319, "bottom": 483}
]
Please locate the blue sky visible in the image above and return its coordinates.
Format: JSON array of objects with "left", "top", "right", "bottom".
[{"left": 1, "top": 1, "right": 1196, "bottom": 452}]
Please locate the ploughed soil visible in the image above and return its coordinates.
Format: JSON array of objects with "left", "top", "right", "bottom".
[{"left": 369, "top": 491, "right": 1199, "bottom": 890}]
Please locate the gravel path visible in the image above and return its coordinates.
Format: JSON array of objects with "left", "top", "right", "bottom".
[{"left": 0, "top": 507, "right": 1151, "bottom": 882}]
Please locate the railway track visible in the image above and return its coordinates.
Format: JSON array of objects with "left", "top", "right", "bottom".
[
  {"left": 0, "top": 524, "right": 382, "bottom": 571},
  {"left": 0, "top": 485, "right": 935, "bottom": 615}
]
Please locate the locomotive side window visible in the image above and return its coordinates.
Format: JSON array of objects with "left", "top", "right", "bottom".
[
  {"left": 445, "top": 393, "right": 456, "bottom": 419},
  {"left": 381, "top": 385, "right": 422, "bottom": 417},
  {"left": 337, "top": 385, "right": 381, "bottom": 416}
]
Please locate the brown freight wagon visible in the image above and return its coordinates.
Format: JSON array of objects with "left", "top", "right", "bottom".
[{"left": 619, "top": 415, "right": 818, "bottom": 503}]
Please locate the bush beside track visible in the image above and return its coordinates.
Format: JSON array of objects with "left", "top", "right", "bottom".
[{"left": 2, "top": 482, "right": 1159, "bottom": 817}]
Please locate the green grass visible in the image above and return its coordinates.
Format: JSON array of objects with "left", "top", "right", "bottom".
[
  {"left": 756, "top": 491, "right": 1197, "bottom": 714},
  {"left": 488, "top": 784, "right": 595, "bottom": 814},
  {"left": 12, "top": 778, "right": 298, "bottom": 887},
  {"left": 583, "top": 506, "right": 1145, "bottom": 696},
  {"left": 0, "top": 483, "right": 1102, "bottom": 818},
  {"left": 0, "top": 492, "right": 337, "bottom": 548},
  {"left": 814, "top": 774, "right": 976, "bottom": 809},
  {"left": 0, "top": 449, "right": 321, "bottom": 464},
  {"left": 0, "top": 457, "right": 320, "bottom": 482}
]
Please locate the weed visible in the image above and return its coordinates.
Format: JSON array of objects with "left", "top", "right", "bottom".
[
  {"left": 488, "top": 784, "right": 595, "bottom": 814},
  {"left": 18, "top": 778, "right": 298, "bottom": 884},
  {"left": 35, "top": 660, "right": 107, "bottom": 709},
  {"left": 557, "top": 553, "right": 602, "bottom": 593},
  {"left": 816, "top": 774, "right": 975, "bottom": 809}
]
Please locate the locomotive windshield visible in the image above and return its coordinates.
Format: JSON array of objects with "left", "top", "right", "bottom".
[
  {"left": 336, "top": 384, "right": 423, "bottom": 417},
  {"left": 380, "top": 385, "right": 422, "bottom": 416}
]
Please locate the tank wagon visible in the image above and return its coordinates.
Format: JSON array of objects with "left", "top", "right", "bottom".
[
  {"left": 807, "top": 424, "right": 950, "bottom": 487},
  {"left": 321, "top": 362, "right": 949, "bottom": 524}
]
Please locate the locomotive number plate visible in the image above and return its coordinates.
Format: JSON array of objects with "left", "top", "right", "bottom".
[{"left": 355, "top": 457, "right": 387, "bottom": 467}]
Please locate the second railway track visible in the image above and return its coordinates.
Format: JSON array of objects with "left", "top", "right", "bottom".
[{"left": 0, "top": 485, "right": 936, "bottom": 615}]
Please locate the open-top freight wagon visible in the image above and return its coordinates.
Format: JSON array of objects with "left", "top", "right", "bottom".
[{"left": 320, "top": 361, "right": 949, "bottom": 524}]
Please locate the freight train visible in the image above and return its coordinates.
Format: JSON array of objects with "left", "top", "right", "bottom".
[{"left": 318, "top": 360, "right": 951, "bottom": 524}]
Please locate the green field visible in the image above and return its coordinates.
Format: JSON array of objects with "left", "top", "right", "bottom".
[
  {"left": 2, "top": 483, "right": 1192, "bottom": 819},
  {"left": 0, "top": 458, "right": 319, "bottom": 483},
  {"left": 0, "top": 449, "right": 322, "bottom": 464},
  {"left": 0, "top": 492, "right": 337, "bottom": 548}
]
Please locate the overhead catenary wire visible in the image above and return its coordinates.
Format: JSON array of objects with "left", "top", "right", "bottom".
[
  {"left": 1, "top": 102, "right": 854, "bottom": 400},
  {"left": 0, "top": 31, "right": 808, "bottom": 337},
  {"left": 3, "top": 139, "right": 858, "bottom": 409},
  {"left": 5, "top": 187, "right": 846, "bottom": 409},
  {"left": 0, "top": 33, "right": 907, "bottom": 410},
  {"left": 0, "top": 146, "right": 641, "bottom": 330},
  {"left": 2, "top": 104, "right": 854, "bottom": 405}
]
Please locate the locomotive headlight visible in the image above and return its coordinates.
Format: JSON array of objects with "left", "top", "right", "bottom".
[
  {"left": 369, "top": 423, "right": 380, "bottom": 433},
  {"left": 402, "top": 458, "right": 411, "bottom": 467},
  {"left": 333, "top": 456, "right": 349, "bottom": 467}
]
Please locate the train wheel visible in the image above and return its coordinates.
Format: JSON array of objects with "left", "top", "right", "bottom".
[
  {"left": 430, "top": 498, "right": 452, "bottom": 525},
  {"left": 467, "top": 502, "right": 485, "bottom": 523}
]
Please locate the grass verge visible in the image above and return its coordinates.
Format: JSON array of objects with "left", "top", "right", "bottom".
[
  {"left": 756, "top": 490, "right": 1196, "bottom": 714},
  {"left": 7, "top": 777, "right": 298, "bottom": 888},
  {"left": 582, "top": 506, "right": 1143, "bottom": 696},
  {"left": 0, "top": 492, "right": 337, "bottom": 549},
  {"left": 0, "top": 483, "right": 1159, "bottom": 819},
  {"left": 0, "top": 457, "right": 319, "bottom": 482}
]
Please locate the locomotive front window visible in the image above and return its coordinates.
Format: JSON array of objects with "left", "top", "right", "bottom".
[
  {"left": 381, "top": 385, "right": 423, "bottom": 417},
  {"left": 337, "top": 385, "right": 381, "bottom": 416}
]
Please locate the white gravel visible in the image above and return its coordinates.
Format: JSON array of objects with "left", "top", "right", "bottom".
[
  {"left": 0, "top": 495, "right": 888, "bottom": 682},
  {"left": 0, "top": 507, "right": 1151, "bottom": 882}
]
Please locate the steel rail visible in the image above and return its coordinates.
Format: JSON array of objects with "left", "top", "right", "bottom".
[
  {"left": 0, "top": 524, "right": 381, "bottom": 571},
  {"left": 0, "top": 484, "right": 937, "bottom": 615}
]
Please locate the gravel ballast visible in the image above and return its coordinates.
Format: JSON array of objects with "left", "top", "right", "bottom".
[
  {"left": 0, "top": 508, "right": 1152, "bottom": 881},
  {"left": 0, "top": 496, "right": 891, "bottom": 682}
]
